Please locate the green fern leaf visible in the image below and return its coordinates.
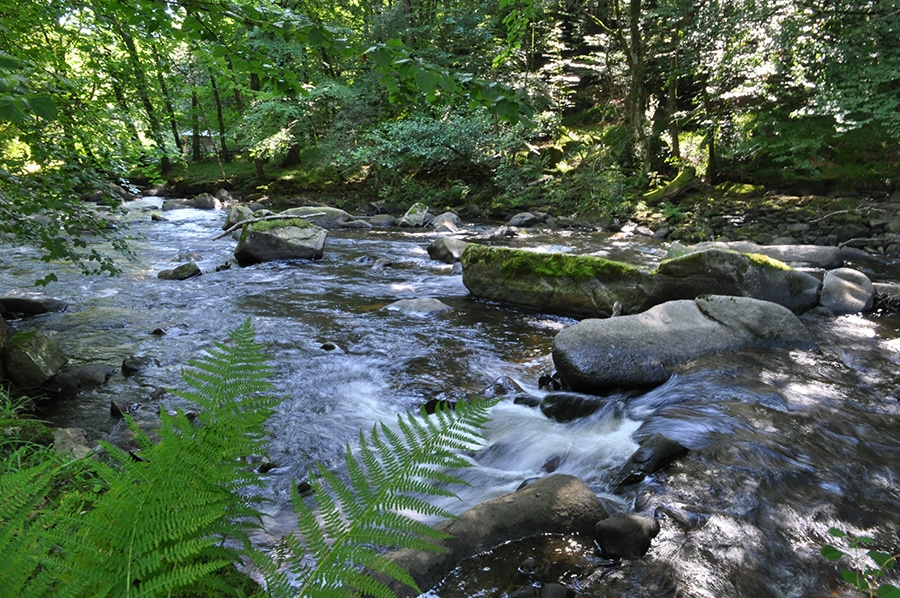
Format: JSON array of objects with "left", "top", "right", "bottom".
[{"left": 272, "top": 398, "right": 497, "bottom": 597}]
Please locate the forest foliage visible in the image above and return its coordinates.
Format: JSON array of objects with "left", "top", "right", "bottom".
[{"left": 0, "top": 0, "right": 898, "bottom": 269}]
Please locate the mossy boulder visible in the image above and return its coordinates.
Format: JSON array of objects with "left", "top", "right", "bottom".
[
  {"left": 461, "top": 244, "right": 652, "bottom": 319},
  {"left": 4, "top": 330, "right": 69, "bottom": 388},
  {"left": 650, "top": 248, "right": 821, "bottom": 313},
  {"left": 461, "top": 245, "right": 820, "bottom": 318},
  {"left": 234, "top": 218, "right": 327, "bottom": 265}
]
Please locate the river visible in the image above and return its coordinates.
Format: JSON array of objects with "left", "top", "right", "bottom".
[{"left": 2, "top": 200, "right": 898, "bottom": 597}]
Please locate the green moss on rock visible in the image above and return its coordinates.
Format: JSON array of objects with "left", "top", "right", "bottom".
[
  {"left": 250, "top": 217, "right": 313, "bottom": 232},
  {"left": 463, "top": 245, "right": 641, "bottom": 282}
]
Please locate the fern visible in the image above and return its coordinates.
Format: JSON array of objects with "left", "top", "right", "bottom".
[
  {"left": 0, "top": 318, "right": 277, "bottom": 598},
  {"left": 268, "top": 399, "right": 496, "bottom": 598}
]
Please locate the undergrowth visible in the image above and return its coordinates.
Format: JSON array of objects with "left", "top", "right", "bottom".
[{"left": 0, "top": 319, "right": 495, "bottom": 597}]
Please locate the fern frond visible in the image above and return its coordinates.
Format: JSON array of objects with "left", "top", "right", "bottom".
[{"left": 274, "top": 398, "right": 497, "bottom": 598}]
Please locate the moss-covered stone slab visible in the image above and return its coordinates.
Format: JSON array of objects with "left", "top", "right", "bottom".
[
  {"left": 461, "top": 244, "right": 652, "bottom": 319},
  {"left": 234, "top": 219, "right": 328, "bottom": 265}
]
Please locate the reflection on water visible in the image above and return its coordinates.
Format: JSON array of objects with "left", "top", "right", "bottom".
[{"left": 1, "top": 204, "right": 898, "bottom": 596}]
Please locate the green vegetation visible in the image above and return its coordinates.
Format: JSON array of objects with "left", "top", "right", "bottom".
[
  {"left": 463, "top": 244, "right": 643, "bottom": 282},
  {"left": 0, "top": 320, "right": 495, "bottom": 597},
  {"left": 822, "top": 528, "right": 900, "bottom": 597},
  {"left": 1, "top": 0, "right": 897, "bottom": 277}
]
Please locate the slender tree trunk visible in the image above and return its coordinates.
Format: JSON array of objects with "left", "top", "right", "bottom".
[
  {"left": 250, "top": 73, "right": 265, "bottom": 179},
  {"left": 152, "top": 46, "right": 181, "bottom": 151},
  {"left": 113, "top": 21, "right": 170, "bottom": 173},
  {"left": 208, "top": 70, "right": 230, "bottom": 161},
  {"left": 191, "top": 89, "right": 202, "bottom": 161},
  {"left": 627, "top": 0, "right": 649, "bottom": 173}
]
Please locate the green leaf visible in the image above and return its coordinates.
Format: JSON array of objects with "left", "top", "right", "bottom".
[
  {"left": 870, "top": 550, "right": 896, "bottom": 569},
  {"left": 876, "top": 584, "right": 900, "bottom": 598},
  {"left": 821, "top": 545, "right": 843, "bottom": 562},
  {"left": 827, "top": 528, "right": 847, "bottom": 538},
  {"left": 415, "top": 68, "right": 437, "bottom": 96},
  {"left": 841, "top": 569, "right": 868, "bottom": 590},
  {"left": 23, "top": 93, "right": 57, "bottom": 120}
]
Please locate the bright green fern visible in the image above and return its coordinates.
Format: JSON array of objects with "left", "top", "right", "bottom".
[{"left": 267, "top": 399, "right": 496, "bottom": 598}]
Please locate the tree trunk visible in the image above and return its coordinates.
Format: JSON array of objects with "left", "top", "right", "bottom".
[
  {"left": 191, "top": 89, "right": 202, "bottom": 162},
  {"left": 152, "top": 46, "right": 181, "bottom": 151},
  {"left": 209, "top": 70, "right": 230, "bottom": 162},
  {"left": 113, "top": 21, "right": 170, "bottom": 173},
  {"left": 250, "top": 73, "right": 265, "bottom": 179},
  {"left": 626, "top": 0, "right": 649, "bottom": 173}
]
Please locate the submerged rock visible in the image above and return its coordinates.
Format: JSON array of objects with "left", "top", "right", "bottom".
[
  {"left": 552, "top": 296, "right": 814, "bottom": 393},
  {"left": 593, "top": 513, "right": 660, "bottom": 558},
  {"left": 383, "top": 474, "right": 608, "bottom": 597},
  {"left": 383, "top": 298, "right": 452, "bottom": 315},
  {"left": 613, "top": 433, "right": 689, "bottom": 487},
  {"left": 157, "top": 262, "right": 201, "bottom": 280},
  {"left": 234, "top": 218, "right": 327, "bottom": 265}
]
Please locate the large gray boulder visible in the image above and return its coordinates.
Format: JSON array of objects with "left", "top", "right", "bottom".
[
  {"left": 384, "top": 474, "right": 608, "bottom": 597},
  {"left": 462, "top": 244, "right": 652, "bottom": 318},
  {"left": 4, "top": 330, "right": 69, "bottom": 388},
  {"left": 649, "top": 248, "right": 820, "bottom": 313},
  {"left": 552, "top": 296, "right": 814, "bottom": 393},
  {"left": 819, "top": 268, "right": 875, "bottom": 314},
  {"left": 234, "top": 218, "right": 327, "bottom": 265},
  {"left": 675, "top": 241, "right": 843, "bottom": 269}
]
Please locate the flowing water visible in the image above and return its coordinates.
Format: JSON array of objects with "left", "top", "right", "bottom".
[{"left": 2, "top": 200, "right": 898, "bottom": 597}]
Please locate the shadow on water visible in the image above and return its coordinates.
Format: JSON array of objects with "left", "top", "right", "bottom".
[{"left": 1, "top": 203, "right": 898, "bottom": 596}]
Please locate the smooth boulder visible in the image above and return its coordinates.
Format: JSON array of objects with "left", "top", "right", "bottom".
[
  {"left": 675, "top": 241, "right": 843, "bottom": 269},
  {"left": 384, "top": 474, "right": 608, "bottom": 597},
  {"left": 552, "top": 296, "right": 814, "bottom": 393},
  {"left": 234, "top": 219, "right": 327, "bottom": 265},
  {"left": 819, "top": 268, "right": 875, "bottom": 314},
  {"left": 427, "top": 237, "right": 470, "bottom": 264},
  {"left": 594, "top": 514, "right": 660, "bottom": 558},
  {"left": 0, "top": 296, "right": 69, "bottom": 316}
]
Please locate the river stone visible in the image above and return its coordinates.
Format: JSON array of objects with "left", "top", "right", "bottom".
[
  {"left": 819, "top": 268, "right": 875, "bottom": 314},
  {"left": 4, "top": 330, "right": 69, "bottom": 387},
  {"left": 430, "top": 212, "right": 462, "bottom": 233},
  {"left": 552, "top": 296, "right": 814, "bottom": 393},
  {"left": 383, "top": 298, "right": 452, "bottom": 315},
  {"left": 594, "top": 513, "right": 660, "bottom": 558},
  {"left": 539, "top": 391, "right": 619, "bottom": 422},
  {"left": 462, "top": 244, "right": 652, "bottom": 319},
  {"left": 613, "top": 433, "right": 689, "bottom": 487},
  {"left": 427, "top": 237, "right": 470, "bottom": 264},
  {"left": 383, "top": 474, "right": 608, "bottom": 597},
  {"left": 157, "top": 262, "right": 201, "bottom": 280},
  {"left": 508, "top": 212, "right": 545, "bottom": 227},
  {"left": 369, "top": 214, "right": 397, "bottom": 227},
  {"left": 398, "top": 202, "right": 431, "bottom": 227},
  {"left": 281, "top": 206, "right": 353, "bottom": 229},
  {"left": 650, "top": 248, "right": 820, "bottom": 313},
  {"left": 192, "top": 193, "right": 222, "bottom": 210},
  {"left": 673, "top": 241, "right": 843, "bottom": 269},
  {"left": 223, "top": 205, "right": 253, "bottom": 230},
  {"left": 234, "top": 219, "right": 327, "bottom": 265},
  {"left": 0, "top": 296, "right": 69, "bottom": 316}
]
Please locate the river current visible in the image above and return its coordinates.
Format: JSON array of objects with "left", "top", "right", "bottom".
[{"left": 2, "top": 200, "right": 898, "bottom": 597}]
